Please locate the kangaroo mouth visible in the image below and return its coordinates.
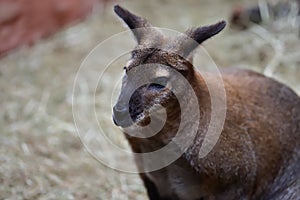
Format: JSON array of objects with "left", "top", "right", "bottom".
[
  {"left": 112, "top": 110, "right": 150, "bottom": 128},
  {"left": 113, "top": 101, "right": 164, "bottom": 129},
  {"left": 112, "top": 114, "right": 133, "bottom": 128}
]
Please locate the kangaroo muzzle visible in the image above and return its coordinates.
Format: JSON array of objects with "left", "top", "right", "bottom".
[{"left": 112, "top": 104, "right": 133, "bottom": 128}]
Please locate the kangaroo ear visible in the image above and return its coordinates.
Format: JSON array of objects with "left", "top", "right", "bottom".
[
  {"left": 114, "top": 5, "right": 151, "bottom": 30},
  {"left": 114, "top": 5, "right": 162, "bottom": 45},
  {"left": 186, "top": 21, "right": 226, "bottom": 45},
  {"left": 177, "top": 21, "right": 226, "bottom": 57}
]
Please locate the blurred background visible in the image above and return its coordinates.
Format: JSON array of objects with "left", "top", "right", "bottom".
[{"left": 0, "top": 0, "right": 299, "bottom": 199}]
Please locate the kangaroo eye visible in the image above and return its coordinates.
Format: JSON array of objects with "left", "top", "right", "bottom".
[{"left": 149, "top": 76, "right": 168, "bottom": 89}]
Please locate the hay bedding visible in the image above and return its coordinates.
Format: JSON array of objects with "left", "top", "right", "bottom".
[{"left": 0, "top": 0, "right": 299, "bottom": 199}]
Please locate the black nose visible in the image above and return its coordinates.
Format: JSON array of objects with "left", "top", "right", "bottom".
[
  {"left": 112, "top": 105, "right": 132, "bottom": 127},
  {"left": 113, "top": 105, "right": 128, "bottom": 119}
]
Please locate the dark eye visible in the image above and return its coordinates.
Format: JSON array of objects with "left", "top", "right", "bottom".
[{"left": 149, "top": 76, "right": 168, "bottom": 89}]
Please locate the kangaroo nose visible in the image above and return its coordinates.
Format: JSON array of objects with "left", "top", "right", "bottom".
[
  {"left": 112, "top": 105, "right": 132, "bottom": 127},
  {"left": 113, "top": 105, "right": 128, "bottom": 118}
]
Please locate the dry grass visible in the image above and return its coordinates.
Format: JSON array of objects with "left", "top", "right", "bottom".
[{"left": 0, "top": 0, "right": 299, "bottom": 199}]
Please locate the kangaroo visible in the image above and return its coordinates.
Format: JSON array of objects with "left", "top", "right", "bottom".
[{"left": 112, "top": 5, "right": 300, "bottom": 200}]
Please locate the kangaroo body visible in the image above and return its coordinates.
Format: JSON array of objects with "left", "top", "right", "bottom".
[
  {"left": 112, "top": 5, "right": 300, "bottom": 200},
  {"left": 127, "top": 68, "right": 300, "bottom": 200}
]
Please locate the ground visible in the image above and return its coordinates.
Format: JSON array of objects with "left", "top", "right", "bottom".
[{"left": 0, "top": 0, "right": 299, "bottom": 199}]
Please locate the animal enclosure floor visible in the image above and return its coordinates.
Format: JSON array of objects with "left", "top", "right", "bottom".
[{"left": 0, "top": 0, "right": 299, "bottom": 199}]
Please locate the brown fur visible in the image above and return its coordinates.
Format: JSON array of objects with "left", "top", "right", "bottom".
[{"left": 112, "top": 5, "right": 300, "bottom": 200}]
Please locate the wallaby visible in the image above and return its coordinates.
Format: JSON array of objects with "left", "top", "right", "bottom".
[{"left": 112, "top": 5, "right": 300, "bottom": 200}]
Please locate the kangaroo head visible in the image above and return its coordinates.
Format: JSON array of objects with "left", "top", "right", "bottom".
[{"left": 112, "top": 5, "right": 226, "bottom": 128}]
